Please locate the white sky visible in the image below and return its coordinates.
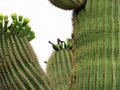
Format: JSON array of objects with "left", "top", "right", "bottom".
[{"left": 0, "top": 0, "right": 72, "bottom": 71}]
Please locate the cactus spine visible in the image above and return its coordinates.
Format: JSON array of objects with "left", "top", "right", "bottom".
[
  {"left": 49, "top": 0, "right": 120, "bottom": 90},
  {"left": 47, "top": 39, "right": 73, "bottom": 90},
  {"left": 0, "top": 13, "right": 54, "bottom": 90}
]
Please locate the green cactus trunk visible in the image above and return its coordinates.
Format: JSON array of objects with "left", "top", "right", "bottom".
[
  {"left": 0, "top": 14, "right": 54, "bottom": 90},
  {"left": 69, "top": 0, "right": 120, "bottom": 90},
  {"left": 48, "top": 0, "right": 120, "bottom": 89},
  {"left": 47, "top": 49, "right": 73, "bottom": 90}
]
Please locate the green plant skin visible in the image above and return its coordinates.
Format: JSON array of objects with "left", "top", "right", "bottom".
[
  {"left": 49, "top": 0, "right": 86, "bottom": 10},
  {"left": 47, "top": 49, "right": 73, "bottom": 90},
  {"left": 0, "top": 14, "right": 54, "bottom": 90},
  {"left": 0, "top": 35, "right": 55, "bottom": 90},
  {"left": 49, "top": 0, "right": 120, "bottom": 90}
]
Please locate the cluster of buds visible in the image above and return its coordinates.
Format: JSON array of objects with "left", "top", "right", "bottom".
[
  {"left": 49, "top": 38, "right": 72, "bottom": 51},
  {"left": 0, "top": 13, "right": 35, "bottom": 41}
]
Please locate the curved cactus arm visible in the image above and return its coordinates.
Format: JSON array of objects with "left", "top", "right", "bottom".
[
  {"left": 49, "top": 0, "right": 86, "bottom": 10},
  {"left": 47, "top": 38, "right": 73, "bottom": 90},
  {"left": 0, "top": 13, "right": 55, "bottom": 90},
  {"left": 47, "top": 49, "right": 73, "bottom": 90}
]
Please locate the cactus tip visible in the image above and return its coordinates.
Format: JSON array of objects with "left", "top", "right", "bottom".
[
  {"left": 0, "top": 13, "right": 3, "bottom": 20},
  {"left": 11, "top": 13, "right": 17, "bottom": 20},
  {"left": 23, "top": 17, "right": 30, "bottom": 26},
  {"left": 18, "top": 15, "right": 23, "bottom": 22}
]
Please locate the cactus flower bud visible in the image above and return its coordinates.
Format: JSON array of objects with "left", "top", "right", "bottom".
[
  {"left": 0, "top": 13, "right": 3, "bottom": 20},
  {"left": 11, "top": 13, "right": 17, "bottom": 21},
  {"left": 49, "top": 41, "right": 60, "bottom": 51},
  {"left": 18, "top": 15, "right": 23, "bottom": 22},
  {"left": 22, "top": 18, "right": 30, "bottom": 26},
  {"left": 4, "top": 15, "right": 8, "bottom": 19}
]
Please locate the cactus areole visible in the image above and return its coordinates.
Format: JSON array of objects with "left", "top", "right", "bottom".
[{"left": 49, "top": 0, "right": 120, "bottom": 90}]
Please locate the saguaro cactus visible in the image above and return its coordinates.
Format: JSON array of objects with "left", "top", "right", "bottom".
[
  {"left": 0, "top": 13, "right": 54, "bottom": 90},
  {"left": 49, "top": 0, "right": 120, "bottom": 90},
  {"left": 47, "top": 38, "right": 73, "bottom": 90}
]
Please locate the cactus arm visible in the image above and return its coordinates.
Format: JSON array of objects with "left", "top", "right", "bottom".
[
  {"left": 49, "top": 0, "right": 86, "bottom": 10},
  {"left": 0, "top": 13, "right": 54, "bottom": 90},
  {"left": 47, "top": 49, "right": 73, "bottom": 90},
  {"left": 47, "top": 39, "right": 73, "bottom": 90}
]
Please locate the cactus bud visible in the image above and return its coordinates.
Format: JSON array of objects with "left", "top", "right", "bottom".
[
  {"left": 24, "top": 25, "right": 31, "bottom": 35},
  {"left": 15, "top": 26, "right": 19, "bottom": 30},
  {"left": 11, "top": 13, "right": 17, "bottom": 21},
  {"left": 4, "top": 19, "right": 9, "bottom": 30},
  {"left": 66, "top": 38, "right": 72, "bottom": 50},
  {"left": 63, "top": 42, "right": 67, "bottom": 49},
  {"left": 21, "top": 27, "right": 25, "bottom": 35},
  {"left": 15, "top": 26, "right": 19, "bottom": 34},
  {"left": 4, "top": 15, "right": 8, "bottom": 20},
  {"left": 18, "top": 15, "right": 23, "bottom": 22},
  {"left": 22, "top": 17, "right": 30, "bottom": 26},
  {"left": 28, "top": 31, "right": 35, "bottom": 41},
  {"left": 4, "top": 19, "right": 9, "bottom": 24},
  {"left": 49, "top": 41, "right": 60, "bottom": 51},
  {"left": 0, "top": 13, "right": 3, "bottom": 20},
  {"left": 13, "top": 20, "right": 17, "bottom": 25},
  {"left": 18, "top": 21, "right": 22, "bottom": 27}
]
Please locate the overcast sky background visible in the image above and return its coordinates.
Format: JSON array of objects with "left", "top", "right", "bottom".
[{"left": 0, "top": 0, "right": 72, "bottom": 71}]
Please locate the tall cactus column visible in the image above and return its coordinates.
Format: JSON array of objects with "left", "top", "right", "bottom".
[
  {"left": 0, "top": 13, "right": 54, "bottom": 90},
  {"left": 49, "top": 0, "right": 120, "bottom": 90},
  {"left": 46, "top": 38, "right": 73, "bottom": 90}
]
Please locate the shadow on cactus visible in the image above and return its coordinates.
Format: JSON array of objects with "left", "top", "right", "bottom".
[{"left": 0, "top": 13, "right": 54, "bottom": 90}]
